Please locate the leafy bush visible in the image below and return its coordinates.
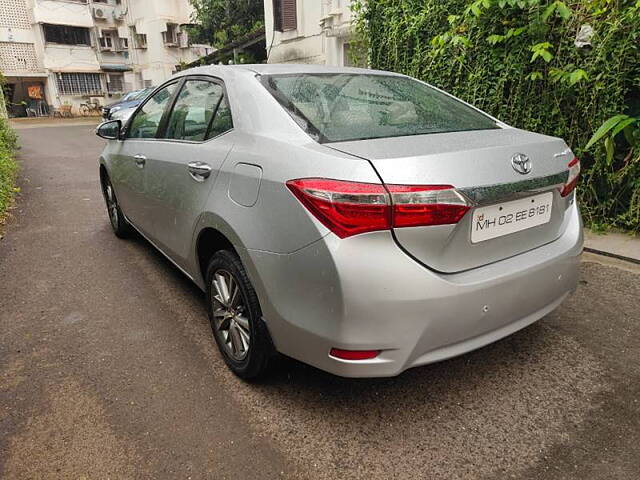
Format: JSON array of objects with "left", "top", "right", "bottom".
[
  {"left": 352, "top": 0, "right": 640, "bottom": 231},
  {"left": 0, "top": 114, "right": 18, "bottom": 220}
]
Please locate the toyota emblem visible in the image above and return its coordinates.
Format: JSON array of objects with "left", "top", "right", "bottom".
[{"left": 511, "top": 153, "right": 532, "bottom": 175}]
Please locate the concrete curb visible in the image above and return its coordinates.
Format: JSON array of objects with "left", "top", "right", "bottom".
[
  {"left": 583, "top": 247, "right": 640, "bottom": 265},
  {"left": 9, "top": 118, "right": 101, "bottom": 130},
  {"left": 583, "top": 229, "right": 640, "bottom": 264}
]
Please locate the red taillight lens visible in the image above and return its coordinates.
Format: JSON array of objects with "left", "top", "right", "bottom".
[
  {"left": 387, "top": 184, "right": 470, "bottom": 227},
  {"left": 329, "top": 348, "right": 380, "bottom": 360},
  {"left": 286, "top": 178, "right": 470, "bottom": 238},
  {"left": 286, "top": 179, "right": 391, "bottom": 238},
  {"left": 560, "top": 157, "right": 580, "bottom": 197}
]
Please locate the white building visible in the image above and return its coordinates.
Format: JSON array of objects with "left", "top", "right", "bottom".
[
  {"left": 264, "top": 0, "right": 355, "bottom": 66},
  {"left": 0, "top": 0, "right": 212, "bottom": 116}
]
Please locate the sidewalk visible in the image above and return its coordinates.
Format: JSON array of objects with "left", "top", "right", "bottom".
[
  {"left": 9, "top": 117, "right": 101, "bottom": 130},
  {"left": 584, "top": 229, "right": 640, "bottom": 264}
]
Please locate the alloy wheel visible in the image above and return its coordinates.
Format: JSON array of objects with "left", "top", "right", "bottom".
[
  {"left": 105, "top": 183, "right": 119, "bottom": 229},
  {"left": 211, "top": 269, "right": 251, "bottom": 361}
]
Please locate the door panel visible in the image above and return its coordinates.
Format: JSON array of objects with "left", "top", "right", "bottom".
[
  {"left": 139, "top": 138, "right": 233, "bottom": 265},
  {"left": 140, "top": 78, "right": 235, "bottom": 267},
  {"left": 114, "top": 82, "right": 179, "bottom": 233},
  {"left": 108, "top": 141, "right": 148, "bottom": 230}
]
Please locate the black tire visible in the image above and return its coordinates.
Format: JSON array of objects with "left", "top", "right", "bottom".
[
  {"left": 101, "top": 174, "right": 133, "bottom": 239},
  {"left": 206, "top": 250, "right": 274, "bottom": 379}
]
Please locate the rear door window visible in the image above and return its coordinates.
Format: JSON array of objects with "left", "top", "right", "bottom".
[
  {"left": 165, "top": 80, "right": 224, "bottom": 141},
  {"left": 206, "top": 94, "right": 233, "bottom": 140}
]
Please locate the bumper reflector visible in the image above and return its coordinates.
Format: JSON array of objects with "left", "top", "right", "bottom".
[{"left": 329, "top": 348, "right": 380, "bottom": 360}]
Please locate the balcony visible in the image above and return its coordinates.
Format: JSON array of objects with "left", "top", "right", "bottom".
[{"left": 33, "top": 1, "right": 94, "bottom": 28}]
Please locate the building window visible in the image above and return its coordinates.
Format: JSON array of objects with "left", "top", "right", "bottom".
[
  {"left": 130, "top": 26, "right": 147, "bottom": 48},
  {"left": 135, "top": 33, "right": 147, "bottom": 48},
  {"left": 273, "top": 0, "right": 297, "bottom": 32},
  {"left": 43, "top": 24, "right": 91, "bottom": 46},
  {"left": 57, "top": 73, "right": 103, "bottom": 95},
  {"left": 99, "top": 33, "right": 113, "bottom": 50},
  {"left": 98, "top": 30, "right": 127, "bottom": 51},
  {"left": 107, "top": 73, "right": 124, "bottom": 93},
  {"left": 162, "top": 23, "right": 179, "bottom": 46}
]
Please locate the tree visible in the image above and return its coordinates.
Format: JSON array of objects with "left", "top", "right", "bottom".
[{"left": 189, "top": 0, "right": 264, "bottom": 48}]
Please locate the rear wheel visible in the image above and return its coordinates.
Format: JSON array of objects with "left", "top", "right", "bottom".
[
  {"left": 102, "top": 175, "right": 132, "bottom": 238},
  {"left": 206, "top": 250, "right": 274, "bottom": 379}
]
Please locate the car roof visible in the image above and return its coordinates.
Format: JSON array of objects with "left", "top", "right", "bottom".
[{"left": 177, "top": 63, "right": 405, "bottom": 78}]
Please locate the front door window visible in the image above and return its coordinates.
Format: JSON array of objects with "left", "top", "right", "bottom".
[{"left": 127, "top": 83, "right": 178, "bottom": 139}]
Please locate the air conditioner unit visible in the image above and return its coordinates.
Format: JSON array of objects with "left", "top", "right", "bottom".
[
  {"left": 113, "top": 9, "right": 126, "bottom": 21},
  {"left": 93, "top": 7, "right": 105, "bottom": 19}
]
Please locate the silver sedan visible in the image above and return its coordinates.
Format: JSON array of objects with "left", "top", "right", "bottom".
[{"left": 96, "top": 64, "right": 583, "bottom": 378}]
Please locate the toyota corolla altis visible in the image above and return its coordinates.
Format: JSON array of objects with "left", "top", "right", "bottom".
[{"left": 96, "top": 65, "right": 583, "bottom": 378}]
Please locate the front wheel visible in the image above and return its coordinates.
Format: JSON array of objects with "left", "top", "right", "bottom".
[{"left": 206, "top": 250, "right": 274, "bottom": 379}]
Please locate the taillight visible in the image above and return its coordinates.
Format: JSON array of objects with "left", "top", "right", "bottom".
[
  {"left": 286, "top": 179, "right": 390, "bottom": 238},
  {"left": 286, "top": 178, "right": 470, "bottom": 239},
  {"left": 560, "top": 157, "right": 580, "bottom": 197},
  {"left": 386, "top": 184, "right": 470, "bottom": 227}
]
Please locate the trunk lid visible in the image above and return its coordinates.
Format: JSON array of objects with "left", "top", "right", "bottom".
[{"left": 328, "top": 128, "right": 574, "bottom": 273}]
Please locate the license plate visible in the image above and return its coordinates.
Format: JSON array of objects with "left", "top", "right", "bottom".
[{"left": 470, "top": 192, "right": 553, "bottom": 243}]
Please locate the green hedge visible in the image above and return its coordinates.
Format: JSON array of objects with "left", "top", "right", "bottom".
[
  {"left": 352, "top": 0, "right": 640, "bottom": 231},
  {"left": 0, "top": 115, "right": 18, "bottom": 220}
]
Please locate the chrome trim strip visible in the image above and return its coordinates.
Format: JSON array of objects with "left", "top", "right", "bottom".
[{"left": 459, "top": 171, "right": 569, "bottom": 205}]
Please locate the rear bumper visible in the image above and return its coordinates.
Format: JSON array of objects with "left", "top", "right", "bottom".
[{"left": 244, "top": 202, "right": 583, "bottom": 377}]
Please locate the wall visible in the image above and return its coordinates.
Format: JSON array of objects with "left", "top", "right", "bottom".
[
  {"left": 1, "top": 0, "right": 48, "bottom": 115},
  {"left": 126, "top": 0, "right": 207, "bottom": 89},
  {"left": 264, "top": 0, "right": 354, "bottom": 66},
  {"left": 2, "top": 0, "right": 211, "bottom": 115}
]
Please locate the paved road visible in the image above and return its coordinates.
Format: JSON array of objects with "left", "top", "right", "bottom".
[{"left": 1, "top": 125, "right": 639, "bottom": 479}]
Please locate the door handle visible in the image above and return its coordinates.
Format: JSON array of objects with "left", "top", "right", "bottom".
[
  {"left": 134, "top": 154, "right": 146, "bottom": 168},
  {"left": 187, "top": 161, "right": 212, "bottom": 182}
]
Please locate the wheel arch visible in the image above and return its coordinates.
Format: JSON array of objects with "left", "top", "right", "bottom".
[
  {"left": 193, "top": 213, "right": 253, "bottom": 289},
  {"left": 99, "top": 162, "right": 108, "bottom": 184},
  {"left": 196, "top": 227, "right": 237, "bottom": 283}
]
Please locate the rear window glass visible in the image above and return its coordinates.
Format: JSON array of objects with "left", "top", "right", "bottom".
[{"left": 260, "top": 73, "right": 498, "bottom": 143}]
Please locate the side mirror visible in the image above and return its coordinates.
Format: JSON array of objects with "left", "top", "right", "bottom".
[{"left": 96, "top": 120, "right": 122, "bottom": 140}]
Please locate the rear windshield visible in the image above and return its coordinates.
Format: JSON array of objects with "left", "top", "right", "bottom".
[{"left": 260, "top": 73, "right": 499, "bottom": 143}]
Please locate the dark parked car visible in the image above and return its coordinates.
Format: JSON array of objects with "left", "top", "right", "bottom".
[{"left": 102, "top": 88, "right": 154, "bottom": 119}]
